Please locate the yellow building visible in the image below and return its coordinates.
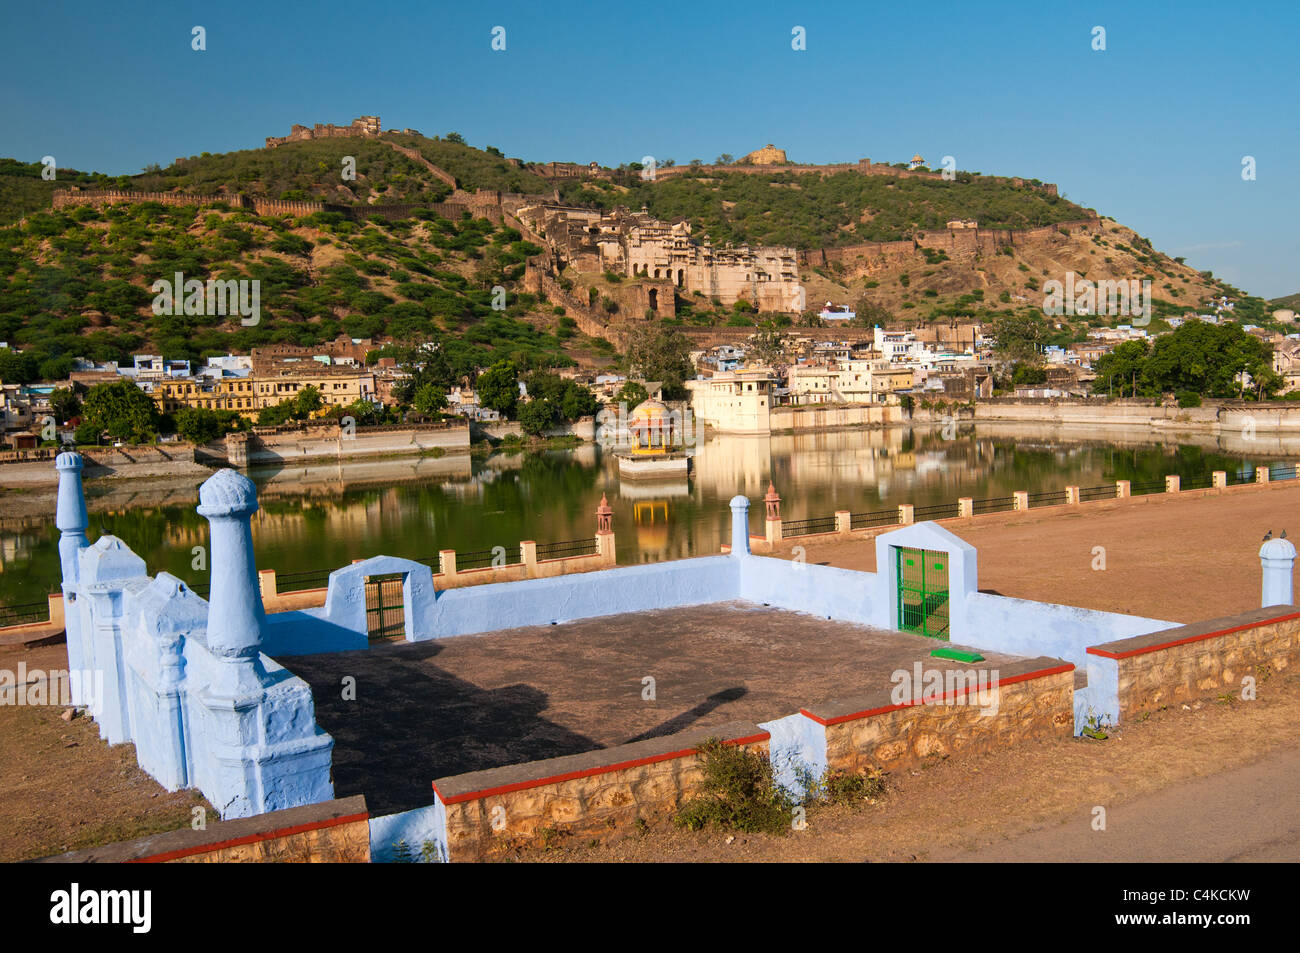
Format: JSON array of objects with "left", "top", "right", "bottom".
[{"left": 153, "top": 370, "right": 377, "bottom": 419}]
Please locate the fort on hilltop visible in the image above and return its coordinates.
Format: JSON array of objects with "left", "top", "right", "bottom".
[
  {"left": 741, "top": 144, "right": 788, "bottom": 165},
  {"left": 520, "top": 203, "right": 802, "bottom": 313},
  {"left": 263, "top": 115, "right": 422, "bottom": 149}
]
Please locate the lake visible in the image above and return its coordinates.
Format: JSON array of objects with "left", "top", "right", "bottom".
[{"left": 2, "top": 421, "right": 1298, "bottom": 610}]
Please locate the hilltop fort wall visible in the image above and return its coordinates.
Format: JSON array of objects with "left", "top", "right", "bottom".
[
  {"left": 800, "top": 217, "right": 1101, "bottom": 273},
  {"left": 266, "top": 115, "right": 381, "bottom": 149},
  {"left": 643, "top": 157, "right": 1058, "bottom": 196},
  {"left": 50, "top": 188, "right": 521, "bottom": 224}
]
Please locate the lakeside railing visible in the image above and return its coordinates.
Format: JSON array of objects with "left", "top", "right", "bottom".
[
  {"left": 0, "top": 600, "right": 52, "bottom": 627},
  {"left": 765, "top": 463, "right": 1300, "bottom": 545}
]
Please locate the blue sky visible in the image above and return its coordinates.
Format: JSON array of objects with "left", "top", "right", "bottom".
[{"left": 2, "top": 0, "right": 1296, "bottom": 296}]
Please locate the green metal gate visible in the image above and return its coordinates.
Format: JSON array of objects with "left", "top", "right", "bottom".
[
  {"left": 365, "top": 573, "right": 406, "bottom": 641},
  {"left": 895, "top": 546, "right": 950, "bottom": 640}
]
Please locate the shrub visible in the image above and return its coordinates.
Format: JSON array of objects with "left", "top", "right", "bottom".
[
  {"left": 674, "top": 739, "right": 793, "bottom": 835},
  {"left": 1177, "top": 390, "right": 1202, "bottom": 408}
]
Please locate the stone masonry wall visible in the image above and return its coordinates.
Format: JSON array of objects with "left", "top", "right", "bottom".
[
  {"left": 815, "top": 667, "right": 1074, "bottom": 775},
  {"left": 1090, "top": 609, "right": 1300, "bottom": 719},
  {"left": 433, "top": 722, "right": 769, "bottom": 862},
  {"left": 36, "top": 796, "right": 370, "bottom": 863}
]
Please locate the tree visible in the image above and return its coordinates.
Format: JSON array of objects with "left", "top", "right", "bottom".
[
  {"left": 851, "top": 298, "right": 894, "bottom": 328},
  {"left": 294, "top": 386, "right": 324, "bottom": 418},
  {"left": 616, "top": 381, "right": 649, "bottom": 406},
  {"left": 476, "top": 361, "right": 519, "bottom": 417},
  {"left": 1142, "top": 321, "right": 1279, "bottom": 398},
  {"left": 624, "top": 326, "right": 693, "bottom": 393},
  {"left": 991, "top": 311, "right": 1051, "bottom": 364},
  {"left": 73, "top": 421, "right": 101, "bottom": 445},
  {"left": 50, "top": 387, "right": 81, "bottom": 423},
  {"left": 560, "top": 383, "right": 599, "bottom": 420},
  {"left": 81, "top": 380, "right": 160, "bottom": 444},
  {"left": 174, "top": 407, "right": 243, "bottom": 443},
  {"left": 1092, "top": 339, "right": 1152, "bottom": 397},
  {"left": 0, "top": 348, "right": 38, "bottom": 384},
  {"left": 1089, "top": 322, "right": 1283, "bottom": 400},
  {"left": 747, "top": 326, "right": 786, "bottom": 367},
  {"left": 413, "top": 383, "right": 448, "bottom": 416},
  {"left": 519, "top": 398, "right": 560, "bottom": 436},
  {"left": 341, "top": 398, "right": 382, "bottom": 426},
  {"left": 257, "top": 399, "right": 297, "bottom": 426}
]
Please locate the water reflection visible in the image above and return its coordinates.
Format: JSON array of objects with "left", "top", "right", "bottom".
[{"left": 3, "top": 422, "right": 1299, "bottom": 606}]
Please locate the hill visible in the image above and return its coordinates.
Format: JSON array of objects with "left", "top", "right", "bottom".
[
  {"left": 0, "top": 158, "right": 126, "bottom": 226},
  {"left": 1271, "top": 292, "right": 1300, "bottom": 311},
  {"left": 0, "top": 198, "right": 596, "bottom": 383},
  {"left": 0, "top": 132, "right": 556, "bottom": 227},
  {"left": 0, "top": 130, "right": 1281, "bottom": 379},
  {"left": 791, "top": 217, "right": 1255, "bottom": 329},
  {"left": 557, "top": 167, "right": 1092, "bottom": 248}
]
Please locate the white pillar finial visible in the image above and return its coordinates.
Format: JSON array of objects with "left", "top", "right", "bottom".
[{"left": 1260, "top": 536, "right": 1296, "bottom": 608}]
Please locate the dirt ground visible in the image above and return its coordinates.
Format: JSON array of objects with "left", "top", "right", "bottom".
[
  {"left": 782, "top": 480, "right": 1300, "bottom": 623},
  {"left": 509, "top": 669, "right": 1300, "bottom": 863},
  {"left": 0, "top": 645, "right": 209, "bottom": 863}
]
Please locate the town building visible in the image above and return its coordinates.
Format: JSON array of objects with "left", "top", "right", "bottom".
[
  {"left": 151, "top": 365, "right": 377, "bottom": 418},
  {"left": 685, "top": 368, "right": 778, "bottom": 434},
  {"left": 521, "top": 204, "right": 802, "bottom": 312}
]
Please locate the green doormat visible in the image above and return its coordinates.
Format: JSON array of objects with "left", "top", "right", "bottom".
[{"left": 929, "top": 647, "right": 985, "bottom": 663}]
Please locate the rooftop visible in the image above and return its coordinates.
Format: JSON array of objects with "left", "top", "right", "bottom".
[{"left": 280, "top": 601, "right": 1037, "bottom": 815}]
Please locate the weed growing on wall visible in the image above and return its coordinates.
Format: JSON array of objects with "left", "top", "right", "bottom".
[
  {"left": 811, "top": 767, "right": 888, "bottom": 806},
  {"left": 675, "top": 739, "right": 794, "bottom": 835}
]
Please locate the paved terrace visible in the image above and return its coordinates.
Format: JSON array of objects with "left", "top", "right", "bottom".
[{"left": 279, "top": 602, "right": 1040, "bottom": 815}]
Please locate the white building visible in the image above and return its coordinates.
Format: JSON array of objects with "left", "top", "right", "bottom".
[{"left": 685, "top": 369, "right": 777, "bottom": 434}]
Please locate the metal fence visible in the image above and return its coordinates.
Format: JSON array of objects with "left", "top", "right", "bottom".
[
  {"left": 455, "top": 547, "right": 520, "bottom": 571},
  {"left": 536, "top": 537, "right": 599, "bottom": 561},
  {"left": 0, "top": 600, "right": 51, "bottom": 627},
  {"left": 913, "top": 502, "right": 960, "bottom": 521},
  {"left": 1078, "top": 484, "right": 1117, "bottom": 502},
  {"left": 781, "top": 515, "right": 839, "bottom": 538},
  {"left": 972, "top": 496, "right": 1015, "bottom": 515},
  {"left": 275, "top": 567, "right": 334, "bottom": 593},
  {"left": 850, "top": 509, "right": 898, "bottom": 530},
  {"left": 1128, "top": 479, "right": 1166, "bottom": 495}
]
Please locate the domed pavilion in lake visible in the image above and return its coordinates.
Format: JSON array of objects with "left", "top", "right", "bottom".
[{"left": 616, "top": 398, "right": 691, "bottom": 479}]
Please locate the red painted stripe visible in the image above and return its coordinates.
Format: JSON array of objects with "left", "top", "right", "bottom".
[
  {"left": 1086, "top": 611, "right": 1300, "bottom": 660},
  {"left": 798, "top": 663, "right": 1074, "bottom": 726},
  {"left": 433, "top": 732, "right": 771, "bottom": 805},
  {"left": 129, "top": 811, "right": 370, "bottom": 863}
]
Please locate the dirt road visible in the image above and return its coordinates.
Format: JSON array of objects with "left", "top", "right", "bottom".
[{"left": 936, "top": 745, "right": 1300, "bottom": 862}]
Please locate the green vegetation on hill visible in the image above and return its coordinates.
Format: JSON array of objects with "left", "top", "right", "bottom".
[
  {"left": 1270, "top": 292, "right": 1300, "bottom": 311},
  {"left": 557, "top": 169, "right": 1092, "bottom": 248},
  {"left": 133, "top": 139, "right": 452, "bottom": 204},
  {"left": 383, "top": 134, "right": 553, "bottom": 194},
  {"left": 0, "top": 133, "right": 554, "bottom": 227},
  {"left": 0, "top": 158, "right": 130, "bottom": 225},
  {"left": 0, "top": 199, "right": 569, "bottom": 381}
]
